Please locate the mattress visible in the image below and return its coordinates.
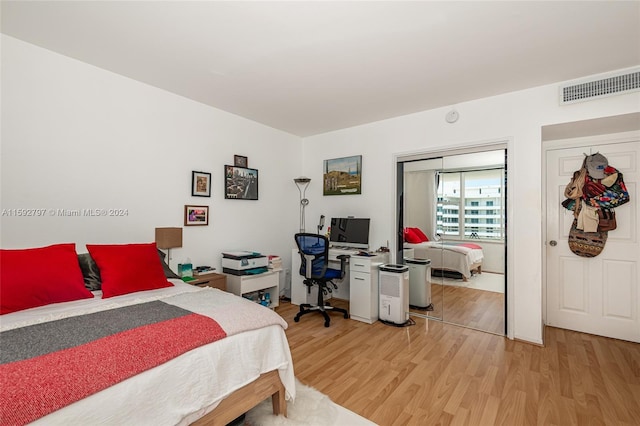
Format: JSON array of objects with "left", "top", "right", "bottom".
[{"left": 404, "top": 241, "right": 483, "bottom": 279}]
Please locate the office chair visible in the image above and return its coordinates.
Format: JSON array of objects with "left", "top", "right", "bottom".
[{"left": 294, "top": 233, "right": 350, "bottom": 327}]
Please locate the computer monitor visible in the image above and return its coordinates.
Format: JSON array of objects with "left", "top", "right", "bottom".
[{"left": 329, "top": 217, "right": 370, "bottom": 249}]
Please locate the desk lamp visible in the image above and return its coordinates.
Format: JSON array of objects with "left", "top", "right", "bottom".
[
  {"left": 294, "top": 177, "right": 311, "bottom": 233},
  {"left": 155, "top": 227, "right": 183, "bottom": 270},
  {"left": 317, "top": 215, "right": 325, "bottom": 235}
]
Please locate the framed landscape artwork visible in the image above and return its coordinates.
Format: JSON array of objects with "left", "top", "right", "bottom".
[
  {"left": 224, "top": 165, "right": 259, "bottom": 200},
  {"left": 323, "top": 155, "right": 362, "bottom": 195}
]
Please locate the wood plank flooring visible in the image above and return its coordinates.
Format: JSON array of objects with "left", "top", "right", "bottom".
[
  {"left": 276, "top": 300, "right": 640, "bottom": 425},
  {"left": 411, "top": 284, "right": 505, "bottom": 335}
]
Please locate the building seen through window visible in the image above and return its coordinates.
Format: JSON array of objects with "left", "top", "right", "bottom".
[{"left": 436, "top": 169, "right": 505, "bottom": 240}]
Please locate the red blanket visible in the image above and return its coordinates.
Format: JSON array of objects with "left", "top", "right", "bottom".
[{"left": 0, "top": 308, "right": 225, "bottom": 425}]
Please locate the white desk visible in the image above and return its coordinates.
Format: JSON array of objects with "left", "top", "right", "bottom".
[{"left": 290, "top": 248, "right": 389, "bottom": 323}]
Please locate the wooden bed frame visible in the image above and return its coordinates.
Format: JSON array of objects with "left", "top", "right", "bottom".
[
  {"left": 432, "top": 264, "right": 481, "bottom": 282},
  {"left": 191, "top": 370, "right": 286, "bottom": 425}
]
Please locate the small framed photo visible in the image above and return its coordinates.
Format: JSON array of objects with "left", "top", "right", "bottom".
[
  {"left": 225, "top": 165, "right": 258, "bottom": 200},
  {"left": 234, "top": 155, "right": 248, "bottom": 168},
  {"left": 191, "top": 171, "right": 211, "bottom": 197},
  {"left": 184, "top": 205, "right": 209, "bottom": 226}
]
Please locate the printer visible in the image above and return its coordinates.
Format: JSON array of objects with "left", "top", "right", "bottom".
[{"left": 222, "top": 251, "right": 269, "bottom": 275}]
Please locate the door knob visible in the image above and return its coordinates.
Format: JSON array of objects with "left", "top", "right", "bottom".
[{"left": 549, "top": 240, "right": 557, "bottom": 246}]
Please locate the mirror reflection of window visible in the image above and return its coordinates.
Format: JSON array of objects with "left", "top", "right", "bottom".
[{"left": 437, "top": 169, "right": 505, "bottom": 241}]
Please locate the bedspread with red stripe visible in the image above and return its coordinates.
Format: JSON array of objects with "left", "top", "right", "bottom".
[
  {"left": 0, "top": 300, "right": 226, "bottom": 425},
  {"left": 455, "top": 242, "right": 483, "bottom": 250}
]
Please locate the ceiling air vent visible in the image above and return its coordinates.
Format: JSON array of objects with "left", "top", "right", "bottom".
[{"left": 559, "top": 69, "right": 640, "bottom": 104}]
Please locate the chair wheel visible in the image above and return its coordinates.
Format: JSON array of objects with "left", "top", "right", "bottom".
[
  {"left": 343, "top": 313, "right": 349, "bottom": 319},
  {"left": 324, "top": 321, "right": 330, "bottom": 327},
  {"left": 294, "top": 316, "right": 300, "bottom": 322}
]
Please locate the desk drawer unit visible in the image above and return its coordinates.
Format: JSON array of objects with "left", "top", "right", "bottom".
[
  {"left": 349, "top": 256, "right": 385, "bottom": 324},
  {"left": 239, "top": 273, "right": 276, "bottom": 293},
  {"left": 225, "top": 270, "right": 280, "bottom": 309},
  {"left": 350, "top": 258, "right": 373, "bottom": 273},
  {"left": 350, "top": 271, "right": 375, "bottom": 323}
]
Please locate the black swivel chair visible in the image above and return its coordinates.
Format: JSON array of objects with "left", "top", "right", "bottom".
[{"left": 294, "top": 233, "right": 350, "bottom": 327}]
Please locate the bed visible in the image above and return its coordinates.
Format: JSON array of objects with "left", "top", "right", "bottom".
[
  {"left": 0, "top": 242, "right": 295, "bottom": 425},
  {"left": 404, "top": 241, "right": 484, "bottom": 281}
]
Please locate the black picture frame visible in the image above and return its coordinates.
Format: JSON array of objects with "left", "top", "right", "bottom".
[
  {"left": 191, "top": 171, "right": 211, "bottom": 197},
  {"left": 234, "top": 155, "right": 248, "bottom": 168},
  {"left": 225, "top": 165, "right": 259, "bottom": 200}
]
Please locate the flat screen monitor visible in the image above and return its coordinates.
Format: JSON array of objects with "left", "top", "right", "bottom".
[{"left": 329, "top": 218, "right": 370, "bottom": 249}]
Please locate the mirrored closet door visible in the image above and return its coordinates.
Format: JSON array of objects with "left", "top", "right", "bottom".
[
  {"left": 399, "top": 148, "right": 506, "bottom": 335},
  {"left": 403, "top": 157, "right": 444, "bottom": 321}
]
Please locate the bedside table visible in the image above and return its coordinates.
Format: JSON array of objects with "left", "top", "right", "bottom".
[{"left": 183, "top": 272, "right": 226, "bottom": 291}]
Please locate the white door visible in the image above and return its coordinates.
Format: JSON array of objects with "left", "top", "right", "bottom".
[{"left": 546, "top": 136, "right": 640, "bottom": 343}]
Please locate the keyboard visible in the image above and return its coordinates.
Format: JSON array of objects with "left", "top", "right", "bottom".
[{"left": 328, "top": 247, "right": 361, "bottom": 260}]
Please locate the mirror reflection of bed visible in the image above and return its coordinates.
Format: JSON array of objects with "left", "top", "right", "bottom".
[{"left": 400, "top": 148, "right": 506, "bottom": 336}]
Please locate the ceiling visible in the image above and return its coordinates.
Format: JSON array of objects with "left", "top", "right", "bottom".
[{"left": 2, "top": 1, "right": 639, "bottom": 137}]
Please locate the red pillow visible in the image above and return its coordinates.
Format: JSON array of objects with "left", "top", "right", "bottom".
[
  {"left": 404, "top": 228, "right": 422, "bottom": 244},
  {"left": 411, "top": 227, "right": 429, "bottom": 242},
  {"left": 86, "top": 243, "right": 172, "bottom": 298},
  {"left": 0, "top": 243, "right": 94, "bottom": 315}
]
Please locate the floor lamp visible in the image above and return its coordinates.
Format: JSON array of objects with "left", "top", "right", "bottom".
[{"left": 294, "top": 177, "right": 311, "bottom": 233}]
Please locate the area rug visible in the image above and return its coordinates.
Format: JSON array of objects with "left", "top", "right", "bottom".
[
  {"left": 438, "top": 271, "right": 505, "bottom": 293},
  {"left": 244, "top": 379, "right": 377, "bottom": 426}
]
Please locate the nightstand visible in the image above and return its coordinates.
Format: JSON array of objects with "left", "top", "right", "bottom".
[{"left": 183, "top": 272, "right": 226, "bottom": 291}]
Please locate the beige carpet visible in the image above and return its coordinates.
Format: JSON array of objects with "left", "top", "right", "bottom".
[
  {"left": 244, "top": 379, "right": 376, "bottom": 426},
  {"left": 438, "top": 271, "right": 504, "bottom": 293}
]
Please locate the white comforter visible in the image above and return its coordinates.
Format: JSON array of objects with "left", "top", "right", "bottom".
[
  {"left": 1, "top": 280, "right": 296, "bottom": 425},
  {"left": 404, "top": 241, "right": 483, "bottom": 279}
]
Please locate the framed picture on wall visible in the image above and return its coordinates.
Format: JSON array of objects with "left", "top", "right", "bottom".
[
  {"left": 234, "top": 155, "right": 248, "bottom": 168},
  {"left": 323, "top": 155, "right": 362, "bottom": 195},
  {"left": 224, "top": 165, "right": 258, "bottom": 200},
  {"left": 184, "top": 205, "right": 209, "bottom": 226},
  {"left": 191, "top": 171, "right": 211, "bottom": 197}
]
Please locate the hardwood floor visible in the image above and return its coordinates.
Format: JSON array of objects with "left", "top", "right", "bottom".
[
  {"left": 276, "top": 300, "right": 640, "bottom": 425},
  {"left": 411, "top": 284, "right": 505, "bottom": 335}
]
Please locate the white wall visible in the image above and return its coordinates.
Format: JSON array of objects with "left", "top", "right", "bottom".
[
  {"left": 473, "top": 242, "right": 504, "bottom": 274},
  {"left": 301, "top": 77, "right": 640, "bottom": 344},
  {"left": 0, "top": 35, "right": 302, "bottom": 292},
  {"left": 3, "top": 34, "right": 639, "bottom": 344}
]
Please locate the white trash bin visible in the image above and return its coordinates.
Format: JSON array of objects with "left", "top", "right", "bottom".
[
  {"left": 379, "top": 264, "right": 409, "bottom": 325},
  {"left": 405, "top": 258, "right": 433, "bottom": 311}
]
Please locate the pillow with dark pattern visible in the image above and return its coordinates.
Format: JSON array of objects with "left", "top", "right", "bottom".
[{"left": 77, "top": 253, "right": 102, "bottom": 291}]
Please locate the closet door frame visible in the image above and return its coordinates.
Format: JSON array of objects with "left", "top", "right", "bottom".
[{"left": 393, "top": 140, "right": 512, "bottom": 339}]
